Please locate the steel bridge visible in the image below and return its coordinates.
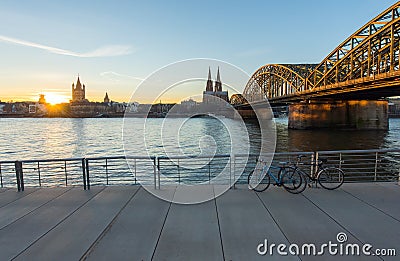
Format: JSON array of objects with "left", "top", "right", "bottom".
[{"left": 241, "top": 2, "right": 400, "bottom": 104}]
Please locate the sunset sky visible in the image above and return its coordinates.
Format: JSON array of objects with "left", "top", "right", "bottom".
[{"left": 0, "top": 0, "right": 396, "bottom": 103}]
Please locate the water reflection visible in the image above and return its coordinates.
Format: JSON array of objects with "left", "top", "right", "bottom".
[
  {"left": 245, "top": 118, "right": 399, "bottom": 152},
  {"left": 0, "top": 118, "right": 399, "bottom": 162}
]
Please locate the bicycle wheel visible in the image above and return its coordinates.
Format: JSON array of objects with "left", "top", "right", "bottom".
[
  {"left": 281, "top": 167, "right": 307, "bottom": 194},
  {"left": 248, "top": 169, "right": 270, "bottom": 192},
  {"left": 317, "top": 167, "right": 344, "bottom": 190}
]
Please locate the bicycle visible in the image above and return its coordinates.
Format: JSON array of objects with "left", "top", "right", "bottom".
[
  {"left": 291, "top": 155, "right": 345, "bottom": 190},
  {"left": 248, "top": 158, "right": 306, "bottom": 194}
]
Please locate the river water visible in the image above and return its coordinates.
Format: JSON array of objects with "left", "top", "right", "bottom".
[{"left": 0, "top": 117, "right": 399, "bottom": 161}]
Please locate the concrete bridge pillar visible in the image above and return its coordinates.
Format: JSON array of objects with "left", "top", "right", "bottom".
[
  {"left": 288, "top": 100, "right": 388, "bottom": 130},
  {"left": 235, "top": 105, "right": 274, "bottom": 120}
]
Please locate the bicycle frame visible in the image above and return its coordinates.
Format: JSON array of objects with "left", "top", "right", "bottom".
[
  {"left": 257, "top": 162, "right": 285, "bottom": 185},
  {"left": 292, "top": 155, "right": 344, "bottom": 189},
  {"left": 294, "top": 158, "right": 324, "bottom": 181}
]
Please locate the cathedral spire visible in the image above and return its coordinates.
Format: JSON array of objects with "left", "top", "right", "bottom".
[
  {"left": 214, "top": 67, "right": 222, "bottom": 92},
  {"left": 104, "top": 92, "right": 110, "bottom": 103},
  {"left": 76, "top": 75, "right": 82, "bottom": 88},
  {"left": 206, "top": 66, "right": 213, "bottom": 92}
]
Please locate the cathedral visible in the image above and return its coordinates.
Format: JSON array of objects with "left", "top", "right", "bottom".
[
  {"left": 71, "top": 76, "right": 87, "bottom": 103},
  {"left": 202, "top": 67, "right": 229, "bottom": 104}
]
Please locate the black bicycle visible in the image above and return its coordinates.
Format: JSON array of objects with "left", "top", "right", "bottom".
[
  {"left": 248, "top": 158, "right": 306, "bottom": 194},
  {"left": 291, "top": 155, "right": 345, "bottom": 190}
]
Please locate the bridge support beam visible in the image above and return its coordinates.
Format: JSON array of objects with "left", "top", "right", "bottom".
[{"left": 288, "top": 100, "right": 388, "bottom": 130}]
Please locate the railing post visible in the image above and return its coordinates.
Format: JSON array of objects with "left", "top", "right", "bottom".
[
  {"left": 64, "top": 161, "right": 68, "bottom": 186},
  {"left": 398, "top": 163, "right": 400, "bottom": 186},
  {"left": 85, "top": 159, "right": 90, "bottom": 190},
  {"left": 208, "top": 159, "right": 211, "bottom": 184},
  {"left": 177, "top": 159, "right": 180, "bottom": 184},
  {"left": 157, "top": 158, "right": 161, "bottom": 189},
  {"left": 15, "top": 161, "right": 24, "bottom": 192},
  {"left": 134, "top": 158, "right": 137, "bottom": 185},
  {"left": 153, "top": 157, "right": 157, "bottom": 190},
  {"left": 20, "top": 162, "right": 24, "bottom": 191},
  {"left": 313, "top": 152, "right": 319, "bottom": 179},
  {"left": 37, "top": 162, "right": 41, "bottom": 187},
  {"left": 105, "top": 159, "right": 109, "bottom": 186},
  {"left": 15, "top": 161, "right": 21, "bottom": 192},
  {"left": 229, "top": 155, "right": 232, "bottom": 188},
  {"left": 233, "top": 155, "right": 237, "bottom": 189},
  {"left": 0, "top": 163, "right": 3, "bottom": 188},
  {"left": 374, "top": 152, "right": 378, "bottom": 182},
  {"left": 82, "top": 158, "right": 87, "bottom": 190}
]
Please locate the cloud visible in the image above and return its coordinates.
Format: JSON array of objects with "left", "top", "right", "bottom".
[
  {"left": 100, "top": 71, "right": 144, "bottom": 82},
  {"left": 0, "top": 34, "right": 132, "bottom": 57}
]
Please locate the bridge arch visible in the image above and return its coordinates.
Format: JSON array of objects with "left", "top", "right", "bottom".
[
  {"left": 244, "top": 2, "right": 400, "bottom": 102},
  {"left": 307, "top": 2, "right": 400, "bottom": 89},
  {"left": 230, "top": 94, "right": 247, "bottom": 105},
  {"left": 243, "top": 64, "right": 314, "bottom": 102}
]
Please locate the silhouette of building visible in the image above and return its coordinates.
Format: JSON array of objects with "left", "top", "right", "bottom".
[
  {"left": 104, "top": 92, "right": 110, "bottom": 103},
  {"left": 202, "top": 67, "right": 229, "bottom": 104},
  {"left": 71, "top": 76, "right": 87, "bottom": 102},
  {"left": 38, "top": 94, "right": 46, "bottom": 104}
]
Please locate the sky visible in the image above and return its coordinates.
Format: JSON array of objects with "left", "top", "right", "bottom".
[{"left": 0, "top": 0, "right": 397, "bottom": 103}]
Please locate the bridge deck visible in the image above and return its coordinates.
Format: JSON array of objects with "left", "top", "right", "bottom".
[{"left": 0, "top": 183, "right": 399, "bottom": 260}]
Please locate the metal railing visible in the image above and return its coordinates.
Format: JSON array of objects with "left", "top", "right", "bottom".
[
  {"left": 84, "top": 156, "right": 155, "bottom": 188},
  {"left": 316, "top": 149, "right": 400, "bottom": 182},
  {"left": 0, "top": 149, "right": 399, "bottom": 191}
]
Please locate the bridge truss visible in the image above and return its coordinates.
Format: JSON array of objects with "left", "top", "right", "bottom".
[{"left": 242, "top": 2, "right": 400, "bottom": 103}]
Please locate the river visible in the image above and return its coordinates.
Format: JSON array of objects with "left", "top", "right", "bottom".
[{"left": 0, "top": 117, "right": 399, "bottom": 161}]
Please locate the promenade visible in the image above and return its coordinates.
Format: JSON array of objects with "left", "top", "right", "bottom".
[{"left": 0, "top": 183, "right": 399, "bottom": 260}]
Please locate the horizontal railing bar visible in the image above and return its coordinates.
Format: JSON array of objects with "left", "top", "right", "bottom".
[
  {"left": 317, "top": 148, "right": 400, "bottom": 154},
  {"left": 86, "top": 156, "right": 155, "bottom": 160},
  {"left": 0, "top": 161, "right": 19, "bottom": 164},
  {"left": 20, "top": 158, "right": 84, "bottom": 163},
  {"left": 234, "top": 152, "right": 314, "bottom": 158},
  {"left": 158, "top": 154, "right": 231, "bottom": 160}
]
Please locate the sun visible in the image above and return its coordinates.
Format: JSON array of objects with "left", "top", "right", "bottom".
[{"left": 43, "top": 92, "right": 70, "bottom": 105}]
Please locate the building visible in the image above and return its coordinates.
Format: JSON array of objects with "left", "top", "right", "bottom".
[
  {"left": 202, "top": 67, "right": 229, "bottom": 104},
  {"left": 38, "top": 94, "right": 46, "bottom": 104},
  {"left": 0, "top": 101, "right": 6, "bottom": 114},
  {"left": 71, "top": 76, "right": 87, "bottom": 102},
  {"left": 104, "top": 92, "right": 110, "bottom": 103},
  {"left": 181, "top": 98, "right": 198, "bottom": 110}
]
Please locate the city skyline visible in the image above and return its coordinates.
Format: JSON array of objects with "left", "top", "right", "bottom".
[{"left": 0, "top": 0, "right": 396, "bottom": 103}]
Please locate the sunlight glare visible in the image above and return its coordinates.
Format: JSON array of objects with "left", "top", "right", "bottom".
[{"left": 43, "top": 92, "right": 70, "bottom": 105}]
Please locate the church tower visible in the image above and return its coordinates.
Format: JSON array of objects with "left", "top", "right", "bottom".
[
  {"left": 72, "top": 76, "right": 86, "bottom": 102},
  {"left": 214, "top": 67, "right": 222, "bottom": 92},
  {"left": 104, "top": 92, "right": 110, "bottom": 103},
  {"left": 206, "top": 67, "right": 213, "bottom": 92}
]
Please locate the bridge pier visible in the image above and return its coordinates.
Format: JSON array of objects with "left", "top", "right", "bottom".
[
  {"left": 288, "top": 100, "right": 388, "bottom": 130},
  {"left": 235, "top": 105, "right": 274, "bottom": 120}
]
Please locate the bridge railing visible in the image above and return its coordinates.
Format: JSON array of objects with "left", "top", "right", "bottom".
[{"left": 0, "top": 149, "right": 399, "bottom": 191}]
